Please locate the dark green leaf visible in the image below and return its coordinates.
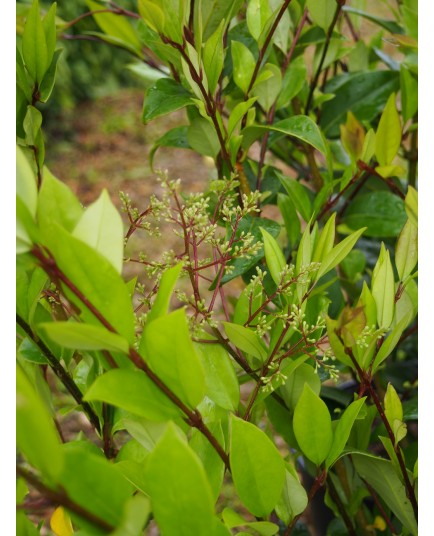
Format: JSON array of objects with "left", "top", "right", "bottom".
[
  {"left": 320, "top": 71, "right": 400, "bottom": 137},
  {"left": 142, "top": 79, "right": 192, "bottom": 123},
  {"left": 340, "top": 191, "right": 406, "bottom": 237}
]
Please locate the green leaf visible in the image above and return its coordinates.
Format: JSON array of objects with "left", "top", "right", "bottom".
[
  {"left": 276, "top": 56, "right": 307, "bottom": 108},
  {"left": 384, "top": 383, "right": 403, "bottom": 426},
  {"left": 275, "top": 469, "right": 308, "bottom": 524},
  {"left": 140, "top": 308, "right": 206, "bottom": 408},
  {"left": 371, "top": 244, "right": 395, "bottom": 329},
  {"left": 278, "top": 175, "right": 312, "bottom": 223},
  {"left": 190, "top": 423, "right": 225, "bottom": 502},
  {"left": 325, "top": 397, "right": 366, "bottom": 468},
  {"left": 86, "top": 0, "right": 141, "bottom": 53},
  {"left": 400, "top": 64, "right": 418, "bottom": 122},
  {"left": 187, "top": 117, "right": 221, "bottom": 158},
  {"left": 231, "top": 40, "right": 256, "bottom": 93},
  {"left": 375, "top": 93, "right": 401, "bottom": 166},
  {"left": 72, "top": 189, "right": 124, "bottom": 273},
  {"left": 39, "top": 49, "right": 62, "bottom": 103},
  {"left": 342, "top": 6, "right": 404, "bottom": 34},
  {"left": 321, "top": 71, "right": 400, "bottom": 136},
  {"left": 247, "top": 0, "right": 273, "bottom": 41},
  {"left": 223, "top": 322, "right": 268, "bottom": 362},
  {"left": 110, "top": 494, "right": 151, "bottom": 536},
  {"left": 194, "top": 340, "right": 240, "bottom": 411},
  {"left": 260, "top": 227, "right": 286, "bottom": 285},
  {"left": 60, "top": 442, "right": 133, "bottom": 529},
  {"left": 316, "top": 227, "right": 366, "bottom": 280},
  {"left": 197, "top": 0, "right": 244, "bottom": 41},
  {"left": 18, "top": 337, "right": 47, "bottom": 364},
  {"left": 149, "top": 126, "right": 191, "bottom": 170},
  {"left": 17, "top": 146, "right": 37, "bottom": 219},
  {"left": 340, "top": 191, "right": 407, "bottom": 237},
  {"left": 293, "top": 384, "right": 333, "bottom": 465},
  {"left": 277, "top": 194, "right": 301, "bottom": 247},
  {"left": 372, "top": 312, "right": 412, "bottom": 372},
  {"left": 352, "top": 453, "right": 417, "bottom": 535},
  {"left": 147, "top": 263, "right": 183, "bottom": 323},
  {"left": 280, "top": 362, "right": 321, "bottom": 411},
  {"left": 39, "top": 322, "right": 129, "bottom": 354},
  {"left": 405, "top": 186, "right": 418, "bottom": 227},
  {"left": 85, "top": 369, "right": 181, "bottom": 421},
  {"left": 230, "top": 415, "right": 286, "bottom": 517},
  {"left": 40, "top": 224, "right": 136, "bottom": 343},
  {"left": 143, "top": 78, "right": 192, "bottom": 123},
  {"left": 16, "top": 364, "right": 63, "bottom": 481},
  {"left": 37, "top": 167, "right": 83, "bottom": 232},
  {"left": 252, "top": 63, "right": 282, "bottom": 113},
  {"left": 22, "top": 0, "right": 49, "bottom": 83},
  {"left": 395, "top": 218, "right": 418, "bottom": 281},
  {"left": 306, "top": 0, "right": 336, "bottom": 30},
  {"left": 203, "top": 20, "right": 225, "bottom": 95},
  {"left": 146, "top": 424, "right": 217, "bottom": 536},
  {"left": 228, "top": 97, "right": 258, "bottom": 137},
  {"left": 313, "top": 213, "right": 336, "bottom": 263},
  {"left": 243, "top": 116, "right": 327, "bottom": 155},
  {"left": 222, "top": 507, "right": 279, "bottom": 534},
  {"left": 42, "top": 2, "right": 56, "bottom": 61}
]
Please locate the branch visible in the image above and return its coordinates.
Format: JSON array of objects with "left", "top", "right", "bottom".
[
  {"left": 16, "top": 314, "right": 101, "bottom": 434},
  {"left": 16, "top": 466, "right": 115, "bottom": 532}
]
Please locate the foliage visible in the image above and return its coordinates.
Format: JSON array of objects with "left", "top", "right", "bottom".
[{"left": 16, "top": 0, "right": 418, "bottom": 535}]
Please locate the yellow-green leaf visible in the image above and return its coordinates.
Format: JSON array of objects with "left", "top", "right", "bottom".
[{"left": 375, "top": 93, "right": 401, "bottom": 166}]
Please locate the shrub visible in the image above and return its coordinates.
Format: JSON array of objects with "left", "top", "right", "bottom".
[{"left": 16, "top": 1, "right": 418, "bottom": 535}]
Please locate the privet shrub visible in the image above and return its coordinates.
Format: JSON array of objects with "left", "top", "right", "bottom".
[{"left": 16, "top": 1, "right": 418, "bottom": 535}]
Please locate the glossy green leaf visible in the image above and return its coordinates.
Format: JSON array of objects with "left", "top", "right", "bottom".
[
  {"left": 278, "top": 175, "right": 312, "bottom": 223},
  {"left": 40, "top": 224, "right": 136, "bottom": 343},
  {"left": 276, "top": 56, "right": 307, "bottom": 108},
  {"left": 306, "top": 0, "right": 335, "bottom": 30},
  {"left": 395, "top": 218, "right": 418, "bottom": 280},
  {"left": 340, "top": 191, "right": 407, "bottom": 237},
  {"left": 280, "top": 362, "right": 321, "bottom": 411},
  {"left": 146, "top": 424, "right": 217, "bottom": 535},
  {"left": 143, "top": 79, "right": 192, "bottom": 124},
  {"left": 22, "top": 0, "right": 49, "bottom": 83},
  {"left": 149, "top": 126, "right": 191, "bottom": 170},
  {"left": 17, "top": 364, "right": 63, "bottom": 481},
  {"left": 375, "top": 93, "right": 401, "bottom": 166},
  {"left": 247, "top": 0, "right": 272, "bottom": 41},
  {"left": 316, "top": 227, "right": 365, "bottom": 280},
  {"left": 86, "top": 0, "right": 141, "bottom": 53},
  {"left": 243, "top": 116, "right": 327, "bottom": 155},
  {"left": 230, "top": 415, "right": 285, "bottom": 517},
  {"left": 37, "top": 167, "right": 83, "bottom": 232},
  {"left": 17, "top": 146, "right": 37, "bottom": 219},
  {"left": 59, "top": 442, "right": 133, "bottom": 529},
  {"left": 190, "top": 423, "right": 225, "bottom": 501},
  {"left": 293, "top": 384, "right": 333, "bottom": 465},
  {"left": 39, "top": 322, "right": 129, "bottom": 354},
  {"left": 223, "top": 322, "right": 268, "bottom": 362},
  {"left": 275, "top": 469, "right": 308, "bottom": 524},
  {"left": 321, "top": 71, "right": 400, "bottom": 136},
  {"left": 203, "top": 20, "right": 225, "bottom": 95},
  {"left": 260, "top": 227, "right": 286, "bottom": 285},
  {"left": 352, "top": 453, "right": 417, "bottom": 535},
  {"left": 84, "top": 369, "right": 181, "bottom": 421},
  {"left": 140, "top": 308, "right": 205, "bottom": 408},
  {"left": 147, "top": 263, "right": 183, "bottom": 323},
  {"left": 231, "top": 40, "right": 256, "bottom": 93},
  {"left": 371, "top": 244, "right": 395, "bottom": 329},
  {"left": 188, "top": 117, "right": 220, "bottom": 158},
  {"left": 326, "top": 397, "right": 366, "bottom": 468},
  {"left": 194, "top": 339, "right": 240, "bottom": 411}
]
